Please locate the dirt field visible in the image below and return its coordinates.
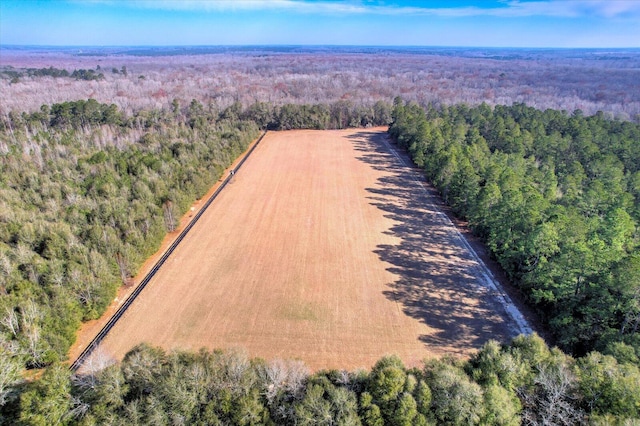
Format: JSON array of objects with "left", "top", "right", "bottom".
[{"left": 97, "top": 128, "right": 517, "bottom": 371}]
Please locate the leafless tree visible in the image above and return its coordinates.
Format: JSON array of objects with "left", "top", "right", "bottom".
[
  {"left": 115, "top": 252, "right": 129, "bottom": 285},
  {"left": 18, "top": 299, "right": 45, "bottom": 365},
  {"left": 520, "top": 360, "right": 585, "bottom": 425},
  {"left": 73, "top": 345, "right": 117, "bottom": 386},
  {"left": 0, "top": 307, "right": 20, "bottom": 338},
  {"left": 0, "top": 341, "right": 23, "bottom": 406},
  {"left": 2, "top": 48, "right": 639, "bottom": 119},
  {"left": 261, "top": 358, "right": 309, "bottom": 404},
  {"left": 163, "top": 200, "right": 177, "bottom": 232}
]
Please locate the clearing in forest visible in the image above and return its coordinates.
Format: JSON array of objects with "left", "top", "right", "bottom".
[{"left": 98, "top": 128, "right": 517, "bottom": 371}]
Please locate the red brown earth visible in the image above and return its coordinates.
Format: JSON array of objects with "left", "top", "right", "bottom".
[{"left": 86, "top": 128, "right": 521, "bottom": 371}]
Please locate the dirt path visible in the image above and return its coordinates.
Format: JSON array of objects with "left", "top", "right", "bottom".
[{"left": 79, "top": 128, "right": 527, "bottom": 372}]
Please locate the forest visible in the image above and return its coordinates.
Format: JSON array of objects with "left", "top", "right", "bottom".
[
  {"left": 2, "top": 97, "right": 640, "bottom": 423},
  {"left": 6, "top": 335, "right": 640, "bottom": 424},
  {"left": 388, "top": 100, "right": 640, "bottom": 359},
  {"left": 2, "top": 47, "right": 640, "bottom": 120},
  {"left": 0, "top": 66, "right": 106, "bottom": 83}
]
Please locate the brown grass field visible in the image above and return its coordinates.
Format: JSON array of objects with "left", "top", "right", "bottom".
[{"left": 97, "top": 128, "right": 516, "bottom": 371}]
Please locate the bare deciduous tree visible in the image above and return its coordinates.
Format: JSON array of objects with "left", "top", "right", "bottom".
[
  {"left": 73, "top": 345, "right": 117, "bottom": 386},
  {"left": 520, "top": 361, "right": 585, "bottom": 426},
  {"left": 261, "top": 358, "right": 309, "bottom": 404},
  {"left": 0, "top": 343, "right": 23, "bottom": 406},
  {"left": 0, "top": 307, "right": 20, "bottom": 338},
  {"left": 20, "top": 300, "right": 43, "bottom": 340},
  {"left": 162, "top": 200, "right": 177, "bottom": 232},
  {"left": 115, "top": 252, "right": 129, "bottom": 285},
  {"left": 2, "top": 48, "right": 639, "bottom": 119}
]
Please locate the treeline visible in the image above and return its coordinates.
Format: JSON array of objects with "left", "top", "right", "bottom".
[
  {"left": 1, "top": 67, "right": 105, "bottom": 83},
  {"left": 389, "top": 100, "right": 640, "bottom": 360},
  {"left": 0, "top": 98, "right": 392, "bottom": 402},
  {"left": 4, "top": 334, "right": 640, "bottom": 425},
  {"left": 33, "top": 99, "right": 121, "bottom": 129},
  {"left": 242, "top": 100, "right": 392, "bottom": 130},
  {"left": 6, "top": 99, "right": 392, "bottom": 134},
  {"left": 0, "top": 99, "right": 260, "bottom": 376},
  {"left": 170, "top": 99, "right": 392, "bottom": 132}
]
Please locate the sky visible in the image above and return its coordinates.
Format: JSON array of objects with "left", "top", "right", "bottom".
[{"left": 1, "top": 0, "right": 639, "bottom": 48}]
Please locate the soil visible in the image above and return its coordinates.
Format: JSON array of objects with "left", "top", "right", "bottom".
[
  {"left": 75, "top": 128, "right": 527, "bottom": 372},
  {"left": 67, "top": 135, "right": 262, "bottom": 364}
]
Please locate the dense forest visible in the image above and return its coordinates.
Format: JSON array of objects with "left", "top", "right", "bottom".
[
  {"left": 2, "top": 98, "right": 640, "bottom": 423},
  {"left": 389, "top": 100, "right": 640, "bottom": 360},
  {"left": 3, "top": 47, "right": 640, "bottom": 119},
  {"left": 5, "top": 335, "right": 640, "bottom": 424},
  {"left": 0, "top": 66, "right": 107, "bottom": 84}
]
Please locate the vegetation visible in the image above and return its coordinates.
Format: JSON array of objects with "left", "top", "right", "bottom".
[
  {"left": 389, "top": 100, "right": 640, "bottom": 360},
  {"left": 1, "top": 66, "right": 106, "bottom": 83},
  {"left": 0, "top": 99, "right": 260, "bottom": 373},
  {"left": 3, "top": 96, "right": 640, "bottom": 422},
  {"left": 0, "top": 98, "right": 391, "bottom": 402},
  {"left": 3, "top": 334, "right": 640, "bottom": 424},
  {"left": 243, "top": 100, "right": 392, "bottom": 130},
  {"left": 3, "top": 47, "right": 640, "bottom": 119}
]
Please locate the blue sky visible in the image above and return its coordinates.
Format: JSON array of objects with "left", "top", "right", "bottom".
[{"left": 1, "top": 0, "right": 639, "bottom": 48}]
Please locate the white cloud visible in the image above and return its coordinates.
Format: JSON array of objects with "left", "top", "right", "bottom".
[
  {"left": 493, "top": 1, "right": 640, "bottom": 18},
  {"left": 122, "top": 1, "right": 369, "bottom": 13},
  {"left": 388, "top": 1, "right": 640, "bottom": 19},
  {"left": 96, "top": 0, "right": 640, "bottom": 19}
]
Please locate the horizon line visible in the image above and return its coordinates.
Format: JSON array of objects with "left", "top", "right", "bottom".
[{"left": 2, "top": 44, "right": 640, "bottom": 50}]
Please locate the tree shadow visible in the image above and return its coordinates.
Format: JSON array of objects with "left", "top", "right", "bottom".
[{"left": 347, "top": 130, "right": 515, "bottom": 353}]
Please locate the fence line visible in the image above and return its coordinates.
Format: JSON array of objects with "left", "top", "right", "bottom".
[{"left": 70, "top": 130, "right": 268, "bottom": 371}]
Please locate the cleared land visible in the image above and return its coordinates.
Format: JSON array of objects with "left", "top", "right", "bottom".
[{"left": 99, "top": 129, "right": 517, "bottom": 371}]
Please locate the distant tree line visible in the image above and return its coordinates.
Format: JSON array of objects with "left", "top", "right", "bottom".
[
  {"left": 4, "top": 334, "right": 640, "bottom": 425},
  {"left": 1, "top": 66, "right": 107, "bottom": 83},
  {"left": 4, "top": 99, "right": 392, "bottom": 134},
  {"left": 389, "top": 99, "right": 640, "bottom": 361},
  {"left": 4, "top": 50, "right": 640, "bottom": 119},
  {"left": 241, "top": 100, "right": 392, "bottom": 130}
]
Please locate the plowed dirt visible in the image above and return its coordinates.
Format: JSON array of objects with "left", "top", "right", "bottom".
[{"left": 97, "top": 128, "right": 516, "bottom": 371}]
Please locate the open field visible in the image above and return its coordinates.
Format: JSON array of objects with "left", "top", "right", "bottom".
[{"left": 98, "top": 128, "right": 521, "bottom": 371}]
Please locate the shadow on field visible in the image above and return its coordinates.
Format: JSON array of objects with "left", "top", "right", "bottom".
[{"left": 347, "top": 130, "right": 513, "bottom": 354}]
